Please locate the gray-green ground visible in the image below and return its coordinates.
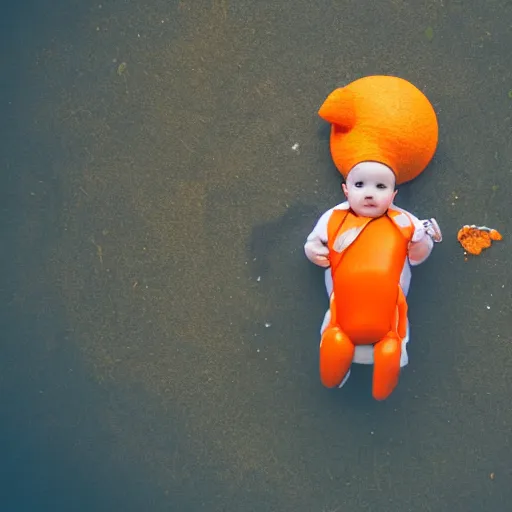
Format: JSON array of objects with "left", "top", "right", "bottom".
[{"left": 1, "top": 0, "right": 511, "bottom": 510}]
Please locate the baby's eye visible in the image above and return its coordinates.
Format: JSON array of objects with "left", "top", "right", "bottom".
[
  {"left": 355, "top": 181, "right": 364, "bottom": 188},
  {"left": 376, "top": 183, "right": 387, "bottom": 189}
]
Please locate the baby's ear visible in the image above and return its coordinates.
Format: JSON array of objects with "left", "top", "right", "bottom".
[{"left": 341, "top": 182, "right": 349, "bottom": 196}]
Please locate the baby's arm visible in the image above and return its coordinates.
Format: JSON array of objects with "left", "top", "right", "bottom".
[
  {"left": 304, "top": 207, "right": 336, "bottom": 268},
  {"left": 408, "top": 232, "right": 434, "bottom": 266}
]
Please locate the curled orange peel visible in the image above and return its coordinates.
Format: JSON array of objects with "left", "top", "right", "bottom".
[{"left": 457, "top": 225, "right": 503, "bottom": 255}]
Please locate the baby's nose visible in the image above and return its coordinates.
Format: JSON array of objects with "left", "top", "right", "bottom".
[{"left": 365, "top": 193, "right": 373, "bottom": 199}]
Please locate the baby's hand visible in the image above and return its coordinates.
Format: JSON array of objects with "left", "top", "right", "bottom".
[
  {"left": 304, "top": 239, "right": 330, "bottom": 268},
  {"left": 421, "top": 218, "right": 443, "bottom": 242}
]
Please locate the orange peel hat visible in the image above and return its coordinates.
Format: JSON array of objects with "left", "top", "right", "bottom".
[{"left": 319, "top": 75, "right": 439, "bottom": 185}]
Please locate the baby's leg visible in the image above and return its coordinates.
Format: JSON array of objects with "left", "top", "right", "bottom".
[
  {"left": 320, "top": 326, "right": 354, "bottom": 388},
  {"left": 373, "top": 332, "right": 401, "bottom": 400},
  {"left": 319, "top": 274, "right": 354, "bottom": 388},
  {"left": 320, "top": 308, "right": 352, "bottom": 388}
]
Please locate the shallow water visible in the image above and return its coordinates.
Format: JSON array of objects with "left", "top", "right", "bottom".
[{"left": 1, "top": 1, "right": 511, "bottom": 510}]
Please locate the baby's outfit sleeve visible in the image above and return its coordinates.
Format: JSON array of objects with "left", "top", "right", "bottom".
[{"left": 304, "top": 207, "right": 335, "bottom": 268}]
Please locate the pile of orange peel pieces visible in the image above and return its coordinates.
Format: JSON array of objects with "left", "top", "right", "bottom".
[{"left": 457, "top": 225, "right": 503, "bottom": 256}]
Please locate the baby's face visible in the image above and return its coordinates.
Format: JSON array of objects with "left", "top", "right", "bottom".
[{"left": 342, "top": 163, "right": 397, "bottom": 218}]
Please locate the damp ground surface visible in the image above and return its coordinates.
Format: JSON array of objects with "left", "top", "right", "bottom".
[{"left": 1, "top": 1, "right": 511, "bottom": 511}]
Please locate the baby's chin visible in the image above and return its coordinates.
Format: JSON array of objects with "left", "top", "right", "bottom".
[{"left": 352, "top": 205, "right": 387, "bottom": 218}]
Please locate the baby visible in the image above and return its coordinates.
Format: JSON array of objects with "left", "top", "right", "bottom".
[
  {"left": 305, "top": 161, "right": 438, "bottom": 389},
  {"left": 305, "top": 75, "right": 441, "bottom": 399}
]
